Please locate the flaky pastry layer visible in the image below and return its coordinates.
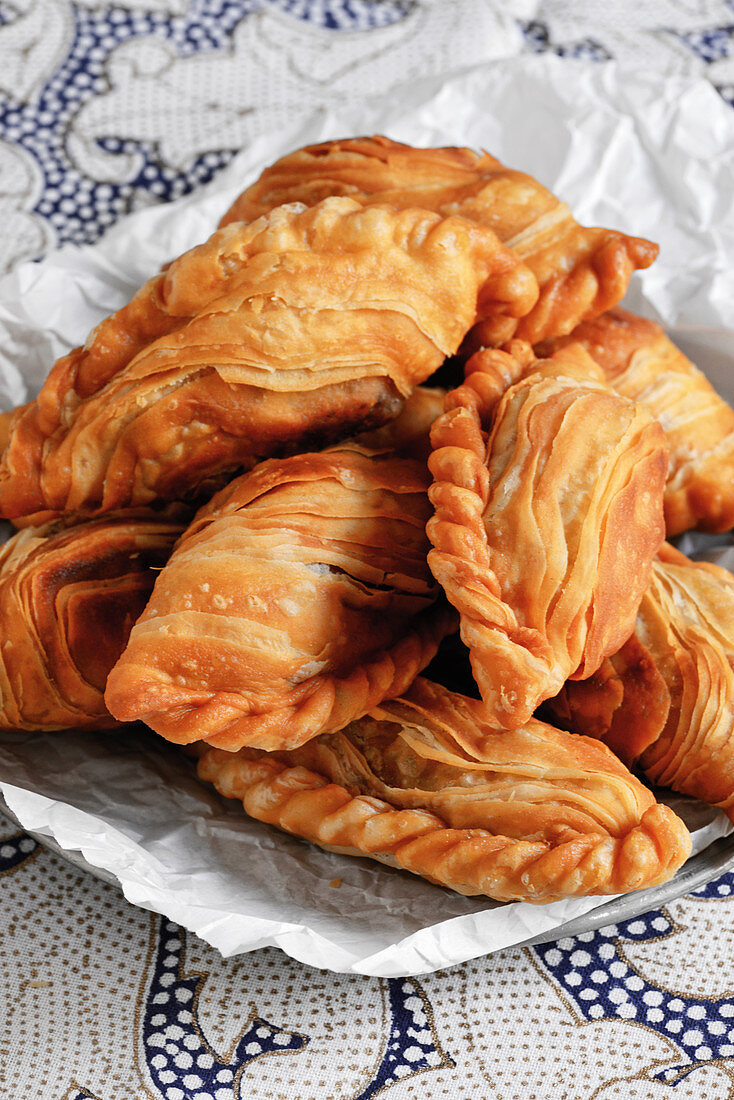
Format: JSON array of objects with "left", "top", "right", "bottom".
[
  {"left": 0, "top": 510, "right": 183, "bottom": 730},
  {"left": 550, "top": 543, "right": 734, "bottom": 821},
  {"left": 105, "top": 445, "right": 456, "bottom": 750},
  {"left": 197, "top": 679, "right": 690, "bottom": 903},
  {"left": 0, "top": 197, "right": 536, "bottom": 522},
  {"left": 427, "top": 343, "right": 668, "bottom": 727},
  {"left": 538, "top": 308, "right": 734, "bottom": 535},
  {"left": 219, "top": 135, "right": 658, "bottom": 345}
]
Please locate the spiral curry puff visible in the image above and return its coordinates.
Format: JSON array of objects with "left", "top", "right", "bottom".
[
  {"left": 426, "top": 341, "right": 669, "bottom": 730},
  {"left": 219, "top": 134, "right": 658, "bottom": 345},
  {"left": 548, "top": 543, "right": 734, "bottom": 823},
  {"left": 0, "top": 197, "right": 537, "bottom": 525},
  {"left": 538, "top": 307, "right": 734, "bottom": 535},
  {"left": 105, "top": 445, "right": 457, "bottom": 750},
  {"left": 196, "top": 679, "right": 691, "bottom": 903},
  {"left": 0, "top": 511, "right": 183, "bottom": 730}
]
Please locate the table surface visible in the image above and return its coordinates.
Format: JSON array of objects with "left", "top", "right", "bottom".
[{"left": 3, "top": 2, "right": 734, "bottom": 1097}]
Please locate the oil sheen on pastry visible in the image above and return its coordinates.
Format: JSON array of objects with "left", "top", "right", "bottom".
[
  {"left": 105, "top": 445, "right": 457, "bottom": 751},
  {"left": 549, "top": 543, "right": 734, "bottom": 821},
  {"left": 219, "top": 135, "right": 658, "bottom": 345},
  {"left": 197, "top": 678, "right": 690, "bottom": 903},
  {"left": 427, "top": 342, "right": 668, "bottom": 728},
  {"left": 0, "top": 511, "right": 183, "bottom": 730},
  {"left": 538, "top": 307, "right": 734, "bottom": 535},
  {"left": 0, "top": 197, "right": 536, "bottom": 523}
]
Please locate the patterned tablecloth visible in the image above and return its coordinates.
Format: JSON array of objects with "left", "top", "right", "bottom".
[{"left": 3, "top": 2, "right": 734, "bottom": 1097}]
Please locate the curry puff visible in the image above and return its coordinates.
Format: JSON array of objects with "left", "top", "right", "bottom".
[
  {"left": 0, "top": 196, "right": 536, "bottom": 523},
  {"left": 549, "top": 544, "right": 734, "bottom": 822},
  {"left": 220, "top": 135, "right": 658, "bottom": 346},
  {"left": 105, "top": 445, "right": 456, "bottom": 751},
  {"left": 196, "top": 678, "right": 691, "bottom": 903},
  {"left": 538, "top": 308, "right": 734, "bottom": 535},
  {"left": 427, "top": 343, "right": 668, "bottom": 729},
  {"left": 0, "top": 511, "right": 183, "bottom": 731}
]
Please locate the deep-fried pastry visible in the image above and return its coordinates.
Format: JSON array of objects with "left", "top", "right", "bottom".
[
  {"left": 0, "top": 197, "right": 536, "bottom": 523},
  {"left": 220, "top": 135, "right": 658, "bottom": 345},
  {"left": 0, "top": 409, "right": 12, "bottom": 456},
  {"left": 197, "top": 678, "right": 690, "bottom": 903},
  {"left": 0, "top": 510, "right": 183, "bottom": 730},
  {"left": 427, "top": 342, "right": 668, "bottom": 728},
  {"left": 105, "top": 445, "right": 456, "bottom": 751},
  {"left": 538, "top": 307, "right": 734, "bottom": 535},
  {"left": 549, "top": 543, "right": 734, "bottom": 821},
  {"left": 352, "top": 384, "right": 446, "bottom": 461}
]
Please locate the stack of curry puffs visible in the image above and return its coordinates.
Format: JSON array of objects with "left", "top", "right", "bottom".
[{"left": 3, "top": 136, "right": 734, "bottom": 906}]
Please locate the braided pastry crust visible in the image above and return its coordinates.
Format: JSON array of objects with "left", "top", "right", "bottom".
[
  {"left": 427, "top": 343, "right": 668, "bottom": 727},
  {"left": 219, "top": 135, "right": 658, "bottom": 345},
  {"left": 197, "top": 679, "right": 690, "bottom": 903},
  {"left": 105, "top": 445, "right": 456, "bottom": 750}
]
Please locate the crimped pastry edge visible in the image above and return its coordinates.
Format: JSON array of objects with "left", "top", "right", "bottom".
[
  {"left": 197, "top": 747, "right": 691, "bottom": 904},
  {"left": 106, "top": 603, "right": 458, "bottom": 752},
  {"left": 426, "top": 343, "right": 667, "bottom": 727}
]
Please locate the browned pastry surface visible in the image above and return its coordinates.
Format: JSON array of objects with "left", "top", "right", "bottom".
[
  {"left": 549, "top": 543, "right": 734, "bottom": 821},
  {"left": 105, "top": 445, "right": 457, "bottom": 751},
  {"left": 427, "top": 342, "right": 668, "bottom": 728},
  {"left": 197, "top": 678, "right": 691, "bottom": 903},
  {"left": 352, "top": 384, "right": 446, "bottom": 462},
  {"left": 538, "top": 307, "right": 734, "bottom": 534},
  {"left": 0, "top": 197, "right": 536, "bottom": 523},
  {"left": 0, "top": 510, "right": 183, "bottom": 730},
  {"left": 220, "top": 135, "right": 658, "bottom": 345},
  {"left": 0, "top": 409, "right": 12, "bottom": 456}
]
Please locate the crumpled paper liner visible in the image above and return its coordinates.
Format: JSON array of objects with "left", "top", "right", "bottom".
[{"left": 0, "top": 55, "right": 733, "bottom": 976}]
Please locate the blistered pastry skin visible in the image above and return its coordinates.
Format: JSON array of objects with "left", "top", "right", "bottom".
[
  {"left": 538, "top": 307, "right": 734, "bottom": 534},
  {"left": 105, "top": 445, "right": 457, "bottom": 750},
  {"left": 220, "top": 135, "right": 658, "bottom": 345},
  {"left": 197, "top": 679, "right": 690, "bottom": 903},
  {"left": 427, "top": 343, "right": 668, "bottom": 728},
  {"left": 550, "top": 544, "right": 734, "bottom": 821},
  {"left": 0, "top": 510, "right": 183, "bottom": 730},
  {"left": 0, "top": 197, "right": 536, "bottom": 522}
]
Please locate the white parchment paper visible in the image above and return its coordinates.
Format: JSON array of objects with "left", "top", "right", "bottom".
[{"left": 0, "top": 55, "right": 733, "bottom": 976}]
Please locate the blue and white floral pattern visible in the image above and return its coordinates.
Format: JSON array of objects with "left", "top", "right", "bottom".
[
  {"left": 534, "top": 880, "right": 734, "bottom": 1084},
  {"left": 0, "top": 0, "right": 522, "bottom": 264},
  {"left": 0, "top": 0, "right": 731, "bottom": 272},
  {"left": 141, "top": 918, "right": 308, "bottom": 1099},
  {"left": 0, "top": 827, "right": 38, "bottom": 874}
]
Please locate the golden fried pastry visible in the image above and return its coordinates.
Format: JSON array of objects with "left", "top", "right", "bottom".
[
  {"left": 352, "top": 384, "right": 446, "bottom": 462},
  {"left": 0, "top": 409, "right": 13, "bottom": 456},
  {"left": 427, "top": 342, "right": 668, "bottom": 728},
  {"left": 220, "top": 135, "right": 658, "bottom": 345},
  {"left": 0, "top": 510, "right": 183, "bottom": 730},
  {"left": 197, "top": 678, "right": 690, "bottom": 903},
  {"left": 549, "top": 543, "right": 734, "bottom": 821},
  {"left": 105, "top": 445, "right": 456, "bottom": 751},
  {"left": 538, "top": 307, "right": 734, "bottom": 535},
  {"left": 0, "top": 197, "right": 536, "bottom": 523}
]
